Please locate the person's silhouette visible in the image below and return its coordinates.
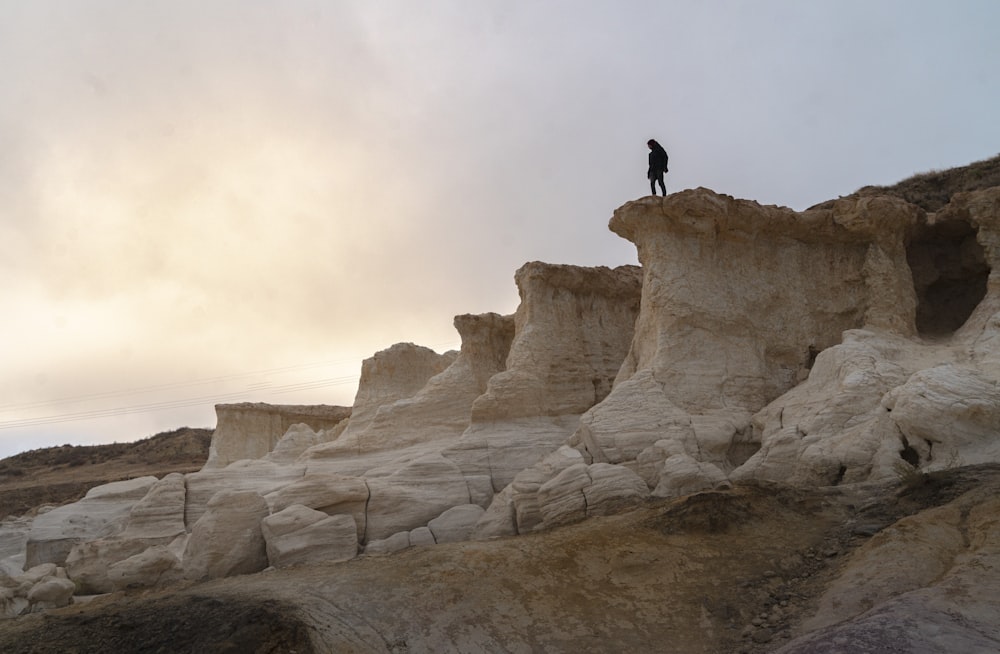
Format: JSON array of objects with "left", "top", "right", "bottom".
[{"left": 647, "top": 139, "right": 669, "bottom": 196}]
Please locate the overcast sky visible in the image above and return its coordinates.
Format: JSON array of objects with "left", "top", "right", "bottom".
[{"left": 1, "top": 1, "right": 998, "bottom": 458}]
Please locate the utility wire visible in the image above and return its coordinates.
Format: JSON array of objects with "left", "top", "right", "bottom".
[
  {"left": 0, "top": 340, "right": 461, "bottom": 431},
  {"left": 0, "top": 375, "right": 360, "bottom": 430}
]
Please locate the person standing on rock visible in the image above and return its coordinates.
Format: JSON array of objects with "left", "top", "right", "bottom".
[{"left": 647, "top": 139, "right": 669, "bottom": 196}]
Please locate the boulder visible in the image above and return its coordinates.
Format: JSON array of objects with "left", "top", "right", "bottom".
[
  {"left": 264, "top": 473, "right": 369, "bottom": 541},
  {"left": 107, "top": 546, "right": 181, "bottom": 591},
  {"left": 182, "top": 490, "right": 270, "bottom": 581},
  {"left": 652, "top": 455, "right": 730, "bottom": 499},
  {"left": 121, "top": 472, "right": 187, "bottom": 540},
  {"left": 0, "top": 587, "right": 27, "bottom": 620},
  {"left": 584, "top": 463, "right": 650, "bottom": 515},
  {"left": 428, "top": 505, "right": 485, "bottom": 544},
  {"left": 886, "top": 365, "right": 1000, "bottom": 468},
  {"left": 408, "top": 527, "right": 436, "bottom": 547},
  {"left": 364, "top": 531, "right": 411, "bottom": 556},
  {"left": 509, "top": 446, "right": 585, "bottom": 533},
  {"left": 364, "top": 454, "right": 470, "bottom": 541},
  {"left": 65, "top": 538, "right": 149, "bottom": 594},
  {"left": 184, "top": 460, "right": 304, "bottom": 527},
  {"left": 471, "top": 485, "right": 517, "bottom": 540},
  {"left": 536, "top": 464, "right": 590, "bottom": 529},
  {"left": 26, "top": 576, "right": 75, "bottom": 612},
  {"left": 25, "top": 477, "right": 157, "bottom": 568},
  {"left": 261, "top": 505, "right": 358, "bottom": 568}
]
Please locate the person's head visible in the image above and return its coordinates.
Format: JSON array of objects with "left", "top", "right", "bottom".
[{"left": 647, "top": 139, "right": 656, "bottom": 149}]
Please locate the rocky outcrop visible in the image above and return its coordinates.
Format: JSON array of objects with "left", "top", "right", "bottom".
[
  {"left": 736, "top": 187, "right": 1000, "bottom": 485},
  {"left": 261, "top": 506, "right": 358, "bottom": 569},
  {"left": 3, "top": 175, "right": 1000, "bottom": 619},
  {"left": 581, "top": 190, "right": 922, "bottom": 473},
  {"left": 0, "top": 563, "right": 74, "bottom": 618},
  {"left": 778, "top": 482, "right": 1000, "bottom": 653},
  {"left": 308, "top": 318, "right": 510, "bottom": 460},
  {"left": 107, "top": 545, "right": 182, "bottom": 591},
  {"left": 181, "top": 491, "right": 270, "bottom": 581},
  {"left": 206, "top": 403, "right": 351, "bottom": 469},
  {"left": 455, "top": 262, "right": 642, "bottom": 494},
  {"left": 25, "top": 477, "right": 158, "bottom": 569}
]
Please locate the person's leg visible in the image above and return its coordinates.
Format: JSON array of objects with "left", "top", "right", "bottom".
[
  {"left": 657, "top": 175, "right": 666, "bottom": 195},
  {"left": 650, "top": 177, "right": 657, "bottom": 195}
]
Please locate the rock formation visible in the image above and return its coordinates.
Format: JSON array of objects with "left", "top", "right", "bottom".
[
  {"left": 206, "top": 403, "right": 351, "bottom": 468},
  {"left": 2, "top": 161, "right": 999, "bottom": 648}
]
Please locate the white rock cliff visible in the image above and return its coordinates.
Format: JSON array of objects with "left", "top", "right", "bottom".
[{"left": 2, "top": 182, "right": 999, "bottom": 612}]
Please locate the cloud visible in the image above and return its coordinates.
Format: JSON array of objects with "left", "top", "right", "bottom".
[{"left": 2, "top": 1, "right": 1000, "bottom": 457}]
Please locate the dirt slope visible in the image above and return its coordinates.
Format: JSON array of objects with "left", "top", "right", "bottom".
[{"left": 0, "top": 428, "right": 212, "bottom": 519}]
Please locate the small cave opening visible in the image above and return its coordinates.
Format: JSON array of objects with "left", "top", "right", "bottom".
[
  {"left": 899, "top": 443, "right": 920, "bottom": 467},
  {"left": 906, "top": 218, "right": 990, "bottom": 337}
]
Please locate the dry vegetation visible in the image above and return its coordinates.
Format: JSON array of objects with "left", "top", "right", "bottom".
[
  {"left": 855, "top": 153, "right": 1000, "bottom": 212},
  {"left": 0, "top": 427, "right": 212, "bottom": 519}
]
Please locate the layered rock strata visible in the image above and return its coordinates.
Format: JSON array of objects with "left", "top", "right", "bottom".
[
  {"left": 206, "top": 403, "right": 351, "bottom": 468},
  {"left": 4, "top": 182, "right": 1000, "bottom": 604}
]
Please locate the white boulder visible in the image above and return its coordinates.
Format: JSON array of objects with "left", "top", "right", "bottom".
[
  {"left": 107, "top": 545, "right": 182, "bottom": 591},
  {"left": 182, "top": 490, "right": 270, "bottom": 581},
  {"left": 428, "top": 505, "right": 485, "bottom": 544},
  {"left": 261, "top": 505, "right": 358, "bottom": 568},
  {"left": 25, "top": 476, "right": 157, "bottom": 568}
]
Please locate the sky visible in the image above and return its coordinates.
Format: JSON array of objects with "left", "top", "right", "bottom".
[{"left": 1, "top": 1, "right": 998, "bottom": 459}]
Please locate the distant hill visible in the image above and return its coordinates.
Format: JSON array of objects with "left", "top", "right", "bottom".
[{"left": 0, "top": 427, "right": 212, "bottom": 519}]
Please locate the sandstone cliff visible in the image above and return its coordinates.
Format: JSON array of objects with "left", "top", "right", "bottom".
[
  {"left": 3, "top": 158, "right": 1000, "bottom": 652},
  {"left": 206, "top": 403, "right": 351, "bottom": 468}
]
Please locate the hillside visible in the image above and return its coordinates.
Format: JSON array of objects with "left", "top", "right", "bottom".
[
  {"left": 0, "top": 428, "right": 212, "bottom": 520},
  {"left": 809, "top": 152, "right": 1000, "bottom": 212},
  {"left": 858, "top": 153, "right": 1000, "bottom": 211}
]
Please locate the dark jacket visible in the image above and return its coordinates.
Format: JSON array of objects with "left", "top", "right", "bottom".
[{"left": 647, "top": 141, "right": 669, "bottom": 178}]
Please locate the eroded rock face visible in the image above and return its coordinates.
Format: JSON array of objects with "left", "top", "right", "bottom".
[
  {"left": 25, "top": 477, "right": 158, "bottom": 569},
  {"left": 345, "top": 343, "right": 457, "bottom": 435},
  {"left": 206, "top": 403, "right": 351, "bottom": 469},
  {"left": 107, "top": 545, "right": 181, "bottom": 591},
  {"left": 778, "top": 488, "right": 1000, "bottom": 654},
  {"left": 182, "top": 490, "right": 270, "bottom": 581},
  {"left": 471, "top": 263, "right": 642, "bottom": 423},
  {"left": 264, "top": 473, "right": 369, "bottom": 542},
  {"left": 459, "top": 262, "right": 642, "bottom": 492},
  {"left": 734, "top": 189, "right": 1000, "bottom": 485},
  {"left": 581, "top": 190, "right": 922, "bottom": 472},
  {"left": 313, "top": 316, "right": 512, "bottom": 460},
  {"left": 261, "top": 505, "right": 357, "bottom": 569},
  {"left": 6, "top": 179, "right": 1000, "bottom": 608},
  {"left": 364, "top": 454, "right": 471, "bottom": 541}
]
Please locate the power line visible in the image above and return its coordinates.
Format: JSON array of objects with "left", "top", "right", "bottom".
[
  {"left": 0, "top": 375, "right": 360, "bottom": 430},
  {"left": 0, "top": 341, "right": 460, "bottom": 416},
  {"left": 0, "top": 357, "right": 360, "bottom": 415},
  {"left": 0, "top": 340, "right": 462, "bottom": 431}
]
